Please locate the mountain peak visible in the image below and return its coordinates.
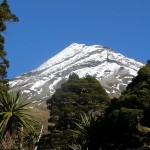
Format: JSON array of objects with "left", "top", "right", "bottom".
[
  {"left": 69, "top": 43, "right": 85, "bottom": 47},
  {"left": 9, "top": 44, "right": 144, "bottom": 107}
]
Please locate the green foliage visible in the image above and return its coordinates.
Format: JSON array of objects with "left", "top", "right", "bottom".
[
  {"left": 47, "top": 74, "right": 109, "bottom": 123},
  {"left": 102, "top": 61, "right": 150, "bottom": 149},
  {"left": 70, "top": 113, "right": 101, "bottom": 150},
  {"left": 0, "top": 92, "right": 37, "bottom": 149},
  {"left": 109, "top": 107, "right": 143, "bottom": 126},
  {"left": 40, "top": 60, "right": 150, "bottom": 150},
  {"left": 69, "top": 61, "right": 150, "bottom": 150},
  {"left": 0, "top": 0, "right": 18, "bottom": 93},
  {"left": 0, "top": 92, "right": 36, "bottom": 133},
  {"left": 71, "top": 108, "right": 145, "bottom": 150},
  {"left": 44, "top": 74, "right": 110, "bottom": 149},
  {"left": 119, "top": 62, "right": 150, "bottom": 127}
]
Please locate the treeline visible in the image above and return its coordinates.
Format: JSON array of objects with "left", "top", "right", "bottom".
[
  {"left": 1, "top": 1, "right": 150, "bottom": 149},
  {"left": 0, "top": 1, "right": 40, "bottom": 149},
  {"left": 38, "top": 60, "right": 150, "bottom": 150},
  {"left": 0, "top": 0, "right": 18, "bottom": 93}
]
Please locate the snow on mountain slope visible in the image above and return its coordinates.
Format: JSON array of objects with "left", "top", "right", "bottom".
[{"left": 9, "top": 43, "right": 144, "bottom": 106}]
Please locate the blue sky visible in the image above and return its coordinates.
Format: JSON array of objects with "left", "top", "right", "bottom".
[{"left": 2, "top": 0, "right": 150, "bottom": 79}]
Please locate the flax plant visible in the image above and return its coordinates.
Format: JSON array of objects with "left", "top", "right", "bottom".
[{"left": 0, "top": 91, "right": 36, "bottom": 148}]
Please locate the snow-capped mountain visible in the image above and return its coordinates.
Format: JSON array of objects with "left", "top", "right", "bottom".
[{"left": 9, "top": 43, "right": 144, "bottom": 106}]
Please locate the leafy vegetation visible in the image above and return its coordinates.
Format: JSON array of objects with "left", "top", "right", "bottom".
[
  {"left": 36, "top": 60, "right": 150, "bottom": 150},
  {"left": 1, "top": 1, "right": 150, "bottom": 149},
  {"left": 70, "top": 112, "right": 102, "bottom": 150},
  {"left": 0, "top": 92, "right": 39, "bottom": 149},
  {"left": 40, "top": 73, "right": 110, "bottom": 149},
  {"left": 0, "top": 1, "right": 43, "bottom": 149},
  {"left": 0, "top": 0, "right": 18, "bottom": 93}
]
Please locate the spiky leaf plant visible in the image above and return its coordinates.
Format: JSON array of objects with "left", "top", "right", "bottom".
[
  {"left": 71, "top": 113, "right": 100, "bottom": 150},
  {"left": 0, "top": 91, "right": 36, "bottom": 136}
]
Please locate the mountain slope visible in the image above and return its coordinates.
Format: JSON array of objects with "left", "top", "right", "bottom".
[{"left": 9, "top": 43, "right": 144, "bottom": 106}]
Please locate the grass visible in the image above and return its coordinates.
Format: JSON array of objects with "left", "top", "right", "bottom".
[{"left": 29, "top": 103, "right": 50, "bottom": 133}]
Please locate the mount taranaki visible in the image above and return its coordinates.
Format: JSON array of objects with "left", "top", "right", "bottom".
[{"left": 9, "top": 43, "right": 144, "bottom": 107}]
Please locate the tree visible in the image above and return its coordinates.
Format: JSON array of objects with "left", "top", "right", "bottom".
[
  {"left": 0, "top": 92, "right": 36, "bottom": 149},
  {"left": 45, "top": 74, "right": 110, "bottom": 149},
  {"left": 102, "top": 60, "right": 150, "bottom": 149},
  {"left": 71, "top": 107, "right": 146, "bottom": 150},
  {"left": 0, "top": 0, "right": 18, "bottom": 92},
  {"left": 47, "top": 74, "right": 110, "bottom": 128},
  {"left": 70, "top": 60, "right": 150, "bottom": 150},
  {"left": 118, "top": 60, "right": 150, "bottom": 129}
]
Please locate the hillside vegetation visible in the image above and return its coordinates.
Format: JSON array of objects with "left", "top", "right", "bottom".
[
  {"left": 37, "top": 60, "right": 150, "bottom": 150},
  {"left": 2, "top": 0, "right": 150, "bottom": 149}
]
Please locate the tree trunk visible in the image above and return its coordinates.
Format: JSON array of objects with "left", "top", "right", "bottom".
[
  {"left": 34, "top": 125, "right": 43, "bottom": 150},
  {"left": 19, "top": 125, "right": 23, "bottom": 150}
]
